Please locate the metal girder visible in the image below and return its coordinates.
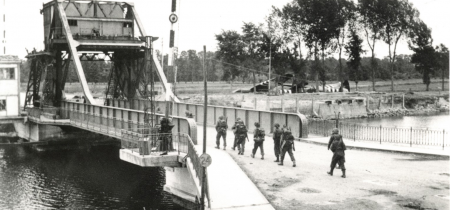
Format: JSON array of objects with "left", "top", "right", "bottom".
[{"left": 56, "top": 2, "right": 97, "bottom": 104}]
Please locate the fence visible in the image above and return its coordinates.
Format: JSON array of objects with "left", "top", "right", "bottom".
[
  {"left": 61, "top": 101, "right": 198, "bottom": 143},
  {"left": 119, "top": 128, "right": 209, "bottom": 201},
  {"left": 308, "top": 120, "right": 450, "bottom": 148},
  {"left": 121, "top": 130, "right": 190, "bottom": 156},
  {"left": 107, "top": 98, "right": 308, "bottom": 138}
]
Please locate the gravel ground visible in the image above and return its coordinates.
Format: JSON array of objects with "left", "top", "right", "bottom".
[{"left": 202, "top": 127, "right": 450, "bottom": 210}]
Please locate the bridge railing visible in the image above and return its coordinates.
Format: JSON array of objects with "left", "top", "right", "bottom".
[
  {"left": 120, "top": 131, "right": 190, "bottom": 156},
  {"left": 61, "top": 101, "right": 198, "bottom": 144},
  {"left": 107, "top": 98, "right": 308, "bottom": 138},
  {"left": 309, "top": 120, "right": 450, "bottom": 148},
  {"left": 26, "top": 107, "right": 66, "bottom": 121}
]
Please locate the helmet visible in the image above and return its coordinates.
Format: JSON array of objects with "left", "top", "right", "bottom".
[
  {"left": 274, "top": 123, "right": 280, "bottom": 128},
  {"left": 332, "top": 128, "right": 339, "bottom": 134},
  {"left": 236, "top": 118, "right": 242, "bottom": 122},
  {"left": 219, "top": 116, "right": 224, "bottom": 120},
  {"left": 254, "top": 122, "right": 260, "bottom": 127}
]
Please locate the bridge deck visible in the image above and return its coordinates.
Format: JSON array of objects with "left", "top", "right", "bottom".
[{"left": 195, "top": 143, "right": 274, "bottom": 210}]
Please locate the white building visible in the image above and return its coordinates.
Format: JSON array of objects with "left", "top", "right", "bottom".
[{"left": 0, "top": 55, "right": 20, "bottom": 116}]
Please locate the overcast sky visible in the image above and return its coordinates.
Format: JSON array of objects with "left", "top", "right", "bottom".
[{"left": 3, "top": 0, "right": 449, "bottom": 59}]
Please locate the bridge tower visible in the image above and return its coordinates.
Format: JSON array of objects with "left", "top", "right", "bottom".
[{"left": 24, "top": 0, "right": 178, "bottom": 110}]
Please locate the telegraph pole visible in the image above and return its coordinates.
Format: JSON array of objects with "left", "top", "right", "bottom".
[
  {"left": 268, "top": 21, "right": 272, "bottom": 94},
  {"left": 200, "top": 45, "right": 207, "bottom": 210}
]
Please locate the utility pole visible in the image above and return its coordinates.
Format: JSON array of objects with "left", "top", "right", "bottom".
[
  {"left": 268, "top": 21, "right": 272, "bottom": 95},
  {"left": 200, "top": 45, "right": 208, "bottom": 210}
]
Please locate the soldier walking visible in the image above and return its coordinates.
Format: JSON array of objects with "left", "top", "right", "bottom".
[
  {"left": 278, "top": 128, "right": 296, "bottom": 167},
  {"left": 273, "top": 123, "right": 283, "bottom": 162},
  {"left": 327, "top": 128, "right": 347, "bottom": 178},
  {"left": 215, "top": 116, "right": 228, "bottom": 150},
  {"left": 231, "top": 118, "right": 244, "bottom": 151},
  {"left": 251, "top": 122, "right": 265, "bottom": 159},
  {"left": 232, "top": 118, "right": 248, "bottom": 155}
]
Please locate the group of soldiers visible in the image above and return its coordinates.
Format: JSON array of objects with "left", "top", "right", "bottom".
[
  {"left": 215, "top": 116, "right": 296, "bottom": 167},
  {"left": 216, "top": 116, "right": 347, "bottom": 177}
]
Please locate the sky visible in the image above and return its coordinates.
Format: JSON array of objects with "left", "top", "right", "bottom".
[{"left": 2, "top": 0, "right": 449, "bottom": 59}]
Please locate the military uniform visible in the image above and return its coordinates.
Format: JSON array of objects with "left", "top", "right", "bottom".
[
  {"left": 231, "top": 119, "right": 244, "bottom": 150},
  {"left": 278, "top": 129, "right": 296, "bottom": 167},
  {"left": 215, "top": 117, "right": 228, "bottom": 150},
  {"left": 273, "top": 124, "right": 283, "bottom": 162},
  {"left": 251, "top": 123, "right": 265, "bottom": 159},
  {"left": 327, "top": 129, "right": 347, "bottom": 178},
  {"left": 232, "top": 119, "right": 247, "bottom": 155}
]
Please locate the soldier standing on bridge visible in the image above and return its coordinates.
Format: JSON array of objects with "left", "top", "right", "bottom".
[
  {"left": 278, "top": 128, "right": 296, "bottom": 167},
  {"left": 327, "top": 128, "right": 347, "bottom": 178},
  {"left": 215, "top": 116, "right": 228, "bottom": 150},
  {"left": 251, "top": 122, "right": 265, "bottom": 160},
  {"left": 273, "top": 123, "right": 283, "bottom": 162}
]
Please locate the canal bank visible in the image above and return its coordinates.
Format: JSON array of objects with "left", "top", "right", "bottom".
[{"left": 198, "top": 126, "right": 449, "bottom": 210}]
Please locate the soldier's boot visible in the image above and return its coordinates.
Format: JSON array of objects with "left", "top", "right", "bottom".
[
  {"left": 274, "top": 156, "right": 279, "bottom": 162},
  {"left": 223, "top": 146, "right": 226, "bottom": 150},
  {"left": 251, "top": 153, "right": 255, "bottom": 158},
  {"left": 327, "top": 167, "right": 334, "bottom": 176},
  {"left": 261, "top": 155, "right": 264, "bottom": 160},
  {"left": 215, "top": 145, "right": 220, "bottom": 149},
  {"left": 341, "top": 169, "right": 346, "bottom": 178},
  {"left": 278, "top": 160, "right": 283, "bottom": 166},
  {"left": 293, "top": 161, "right": 296, "bottom": 167}
]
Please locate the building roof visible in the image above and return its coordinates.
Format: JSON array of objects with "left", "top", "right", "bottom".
[{"left": 0, "top": 55, "right": 20, "bottom": 62}]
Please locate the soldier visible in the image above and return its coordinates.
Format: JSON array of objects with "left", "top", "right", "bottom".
[
  {"left": 231, "top": 118, "right": 244, "bottom": 151},
  {"left": 251, "top": 122, "right": 265, "bottom": 160},
  {"left": 233, "top": 118, "right": 248, "bottom": 155},
  {"left": 327, "top": 128, "right": 347, "bottom": 178},
  {"left": 278, "top": 128, "right": 296, "bottom": 167},
  {"left": 273, "top": 123, "right": 283, "bottom": 162},
  {"left": 215, "top": 116, "right": 228, "bottom": 150}
]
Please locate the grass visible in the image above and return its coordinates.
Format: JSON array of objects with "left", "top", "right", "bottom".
[{"left": 20, "top": 78, "right": 448, "bottom": 99}]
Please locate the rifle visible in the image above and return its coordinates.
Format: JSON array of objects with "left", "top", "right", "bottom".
[{"left": 246, "top": 134, "right": 250, "bottom": 142}]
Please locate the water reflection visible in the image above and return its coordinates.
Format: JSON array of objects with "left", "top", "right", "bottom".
[
  {"left": 0, "top": 145, "right": 179, "bottom": 209},
  {"left": 342, "top": 112, "right": 450, "bottom": 129}
]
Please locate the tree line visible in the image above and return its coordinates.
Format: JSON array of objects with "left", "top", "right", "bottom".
[{"left": 214, "top": 0, "right": 449, "bottom": 91}]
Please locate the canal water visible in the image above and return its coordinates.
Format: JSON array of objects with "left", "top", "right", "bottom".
[
  {"left": 342, "top": 112, "right": 450, "bottom": 130},
  {"left": 0, "top": 144, "right": 185, "bottom": 209}
]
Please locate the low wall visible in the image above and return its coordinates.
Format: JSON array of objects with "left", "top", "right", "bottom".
[{"left": 107, "top": 99, "right": 308, "bottom": 138}]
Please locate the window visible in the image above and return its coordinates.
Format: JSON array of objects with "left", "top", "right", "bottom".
[
  {"left": 0, "top": 99, "right": 5, "bottom": 111},
  {"left": 123, "top": 23, "right": 133, "bottom": 28},
  {"left": 0, "top": 68, "right": 15, "bottom": 80},
  {"left": 68, "top": 20, "right": 77, "bottom": 26}
]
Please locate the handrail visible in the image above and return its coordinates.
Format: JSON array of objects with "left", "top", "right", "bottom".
[{"left": 309, "top": 119, "right": 449, "bottom": 148}]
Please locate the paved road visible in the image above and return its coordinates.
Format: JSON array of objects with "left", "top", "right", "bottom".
[{"left": 198, "top": 126, "right": 450, "bottom": 210}]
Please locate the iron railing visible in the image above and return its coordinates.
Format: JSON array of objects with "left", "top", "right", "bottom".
[
  {"left": 120, "top": 130, "right": 189, "bottom": 156},
  {"left": 309, "top": 120, "right": 449, "bottom": 148}
]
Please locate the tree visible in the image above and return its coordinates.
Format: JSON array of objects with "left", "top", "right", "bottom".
[
  {"left": 358, "top": 0, "right": 388, "bottom": 91},
  {"left": 435, "top": 44, "right": 449, "bottom": 91},
  {"left": 215, "top": 30, "right": 245, "bottom": 81},
  {"left": 408, "top": 20, "right": 436, "bottom": 91},
  {"left": 334, "top": 0, "right": 355, "bottom": 90},
  {"left": 296, "top": 0, "right": 344, "bottom": 91},
  {"left": 381, "top": 0, "right": 418, "bottom": 91},
  {"left": 345, "top": 28, "right": 365, "bottom": 91}
]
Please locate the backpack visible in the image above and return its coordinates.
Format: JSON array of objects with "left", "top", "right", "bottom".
[
  {"left": 236, "top": 124, "right": 247, "bottom": 134},
  {"left": 218, "top": 120, "right": 227, "bottom": 132},
  {"left": 330, "top": 135, "right": 342, "bottom": 152},
  {"left": 257, "top": 128, "right": 265, "bottom": 138}
]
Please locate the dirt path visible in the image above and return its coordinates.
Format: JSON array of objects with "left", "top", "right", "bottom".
[{"left": 202, "top": 127, "right": 450, "bottom": 210}]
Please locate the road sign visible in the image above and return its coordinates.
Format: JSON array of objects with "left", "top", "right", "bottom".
[{"left": 199, "top": 153, "right": 212, "bottom": 167}]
